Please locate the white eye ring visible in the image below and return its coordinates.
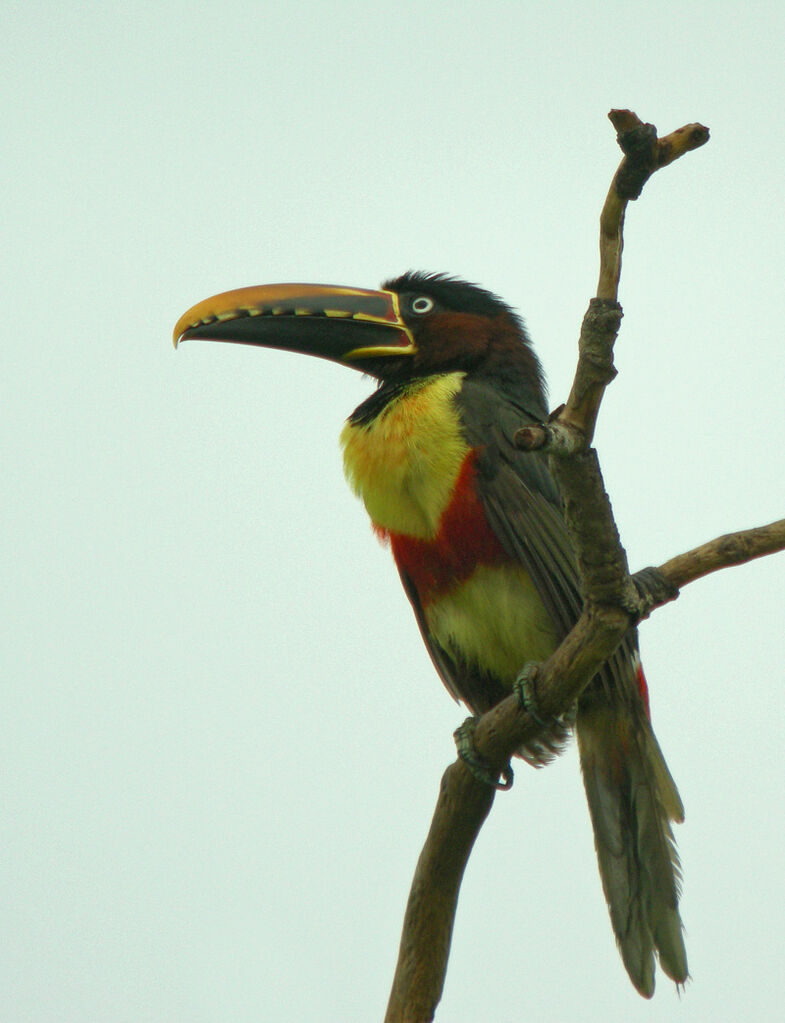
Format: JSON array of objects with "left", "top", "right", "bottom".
[{"left": 411, "top": 295, "right": 435, "bottom": 315}]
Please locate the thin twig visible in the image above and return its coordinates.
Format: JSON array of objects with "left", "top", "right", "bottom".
[{"left": 659, "top": 517, "right": 785, "bottom": 590}]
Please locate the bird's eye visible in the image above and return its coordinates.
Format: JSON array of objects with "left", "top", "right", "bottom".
[{"left": 410, "top": 296, "right": 435, "bottom": 315}]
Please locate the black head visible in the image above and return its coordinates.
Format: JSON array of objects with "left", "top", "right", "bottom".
[{"left": 378, "top": 271, "right": 546, "bottom": 401}]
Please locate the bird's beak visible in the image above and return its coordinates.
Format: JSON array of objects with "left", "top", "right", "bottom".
[{"left": 173, "top": 282, "right": 416, "bottom": 371}]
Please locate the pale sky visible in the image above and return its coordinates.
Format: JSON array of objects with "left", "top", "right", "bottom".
[{"left": 4, "top": 2, "right": 785, "bottom": 1021}]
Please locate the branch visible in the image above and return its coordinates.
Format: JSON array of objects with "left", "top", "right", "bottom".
[
  {"left": 656, "top": 517, "right": 785, "bottom": 591},
  {"left": 597, "top": 110, "right": 710, "bottom": 305},
  {"left": 384, "top": 765, "right": 495, "bottom": 1023},
  {"left": 542, "top": 110, "right": 709, "bottom": 446},
  {"left": 474, "top": 521, "right": 785, "bottom": 766},
  {"left": 386, "top": 522, "right": 785, "bottom": 1023},
  {"left": 385, "top": 110, "right": 720, "bottom": 1023}
]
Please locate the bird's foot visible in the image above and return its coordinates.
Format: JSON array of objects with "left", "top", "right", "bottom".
[
  {"left": 453, "top": 716, "right": 514, "bottom": 790},
  {"left": 514, "top": 661, "right": 547, "bottom": 726}
]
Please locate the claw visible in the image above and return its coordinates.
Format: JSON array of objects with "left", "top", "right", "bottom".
[
  {"left": 514, "top": 662, "right": 547, "bottom": 726},
  {"left": 453, "top": 716, "right": 514, "bottom": 790}
]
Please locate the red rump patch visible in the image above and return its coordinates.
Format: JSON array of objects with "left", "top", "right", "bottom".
[
  {"left": 373, "top": 448, "right": 508, "bottom": 606},
  {"left": 635, "top": 657, "right": 651, "bottom": 719}
]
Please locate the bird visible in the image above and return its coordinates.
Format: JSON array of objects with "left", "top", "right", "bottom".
[{"left": 174, "top": 271, "right": 687, "bottom": 997}]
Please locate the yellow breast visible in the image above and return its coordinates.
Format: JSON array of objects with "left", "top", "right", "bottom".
[{"left": 340, "top": 372, "right": 469, "bottom": 539}]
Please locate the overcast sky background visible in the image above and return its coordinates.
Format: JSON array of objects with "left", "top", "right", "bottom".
[{"left": 4, "top": 3, "right": 784, "bottom": 1021}]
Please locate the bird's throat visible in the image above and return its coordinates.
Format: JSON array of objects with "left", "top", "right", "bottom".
[{"left": 340, "top": 372, "right": 470, "bottom": 539}]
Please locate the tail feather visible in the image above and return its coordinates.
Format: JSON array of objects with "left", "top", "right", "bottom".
[{"left": 576, "top": 699, "right": 687, "bottom": 997}]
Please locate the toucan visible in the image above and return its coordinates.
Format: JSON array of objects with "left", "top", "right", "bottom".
[{"left": 174, "top": 271, "right": 687, "bottom": 997}]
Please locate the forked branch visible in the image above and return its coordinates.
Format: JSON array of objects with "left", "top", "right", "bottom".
[{"left": 384, "top": 111, "right": 781, "bottom": 1023}]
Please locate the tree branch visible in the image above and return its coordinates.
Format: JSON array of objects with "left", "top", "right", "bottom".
[
  {"left": 513, "top": 110, "right": 709, "bottom": 459},
  {"left": 384, "top": 765, "right": 495, "bottom": 1023},
  {"left": 386, "top": 521, "right": 785, "bottom": 1023},
  {"left": 657, "top": 517, "right": 785, "bottom": 591},
  {"left": 382, "top": 110, "right": 766, "bottom": 1023},
  {"left": 597, "top": 110, "right": 710, "bottom": 305}
]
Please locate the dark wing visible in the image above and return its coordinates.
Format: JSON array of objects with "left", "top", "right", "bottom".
[
  {"left": 457, "top": 378, "right": 583, "bottom": 634},
  {"left": 457, "top": 382, "right": 687, "bottom": 987},
  {"left": 456, "top": 377, "right": 640, "bottom": 713}
]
